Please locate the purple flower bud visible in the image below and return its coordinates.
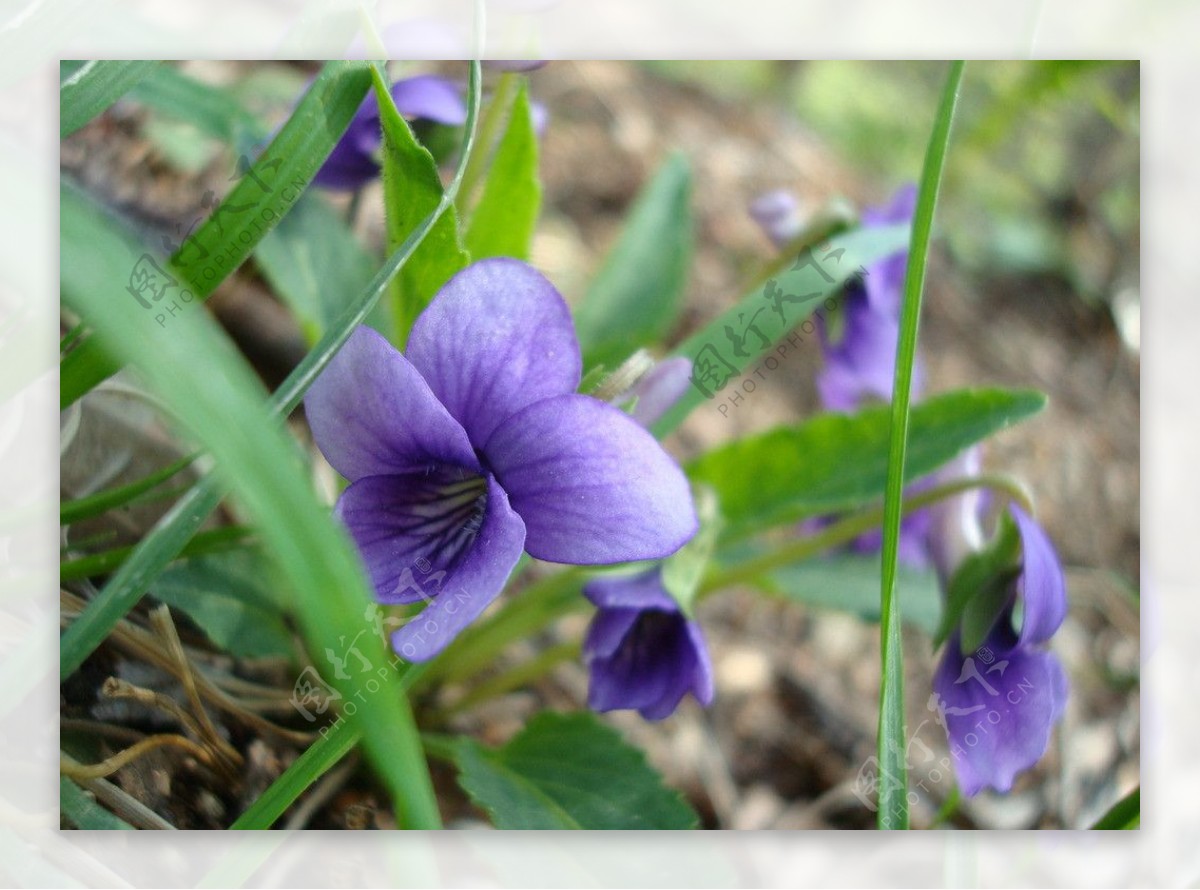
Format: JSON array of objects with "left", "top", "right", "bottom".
[
  {"left": 749, "top": 189, "right": 805, "bottom": 248},
  {"left": 583, "top": 569, "right": 714, "bottom": 720}
]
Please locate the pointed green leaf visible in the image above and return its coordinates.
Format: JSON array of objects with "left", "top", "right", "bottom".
[
  {"left": 374, "top": 67, "right": 469, "bottom": 346},
  {"left": 452, "top": 712, "right": 698, "bottom": 829},
  {"left": 463, "top": 82, "right": 541, "bottom": 261},
  {"left": 575, "top": 154, "right": 693, "bottom": 370}
]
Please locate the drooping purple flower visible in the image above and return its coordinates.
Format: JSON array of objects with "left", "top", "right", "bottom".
[
  {"left": 313, "top": 75, "right": 467, "bottom": 191},
  {"left": 816, "top": 184, "right": 921, "bottom": 412},
  {"left": 930, "top": 502, "right": 1069, "bottom": 796},
  {"left": 583, "top": 569, "right": 714, "bottom": 720},
  {"left": 749, "top": 189, "right": 805, "bottom": 248},
  {"left": 305, "top": 258, "right": 698, "bottom": 661}
]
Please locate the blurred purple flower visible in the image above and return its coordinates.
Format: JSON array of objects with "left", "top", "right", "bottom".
[
  {"left": 305, "top": 259, "right": 697, "bottom": 660},
  {"left": 749, "top": 189, "right": 805, "bottom": 248},
  {"left": 930, "top": 500, "right": 1069, "bottom": 796},
  {"left": 583, "top": 569, "right": 714, "bottom": 720},
  {"left": 313, "top": 75, "right": 467, "bottom": 191},
  {"left": 816, "top": 184, "right": 921, "bottom": 411}
]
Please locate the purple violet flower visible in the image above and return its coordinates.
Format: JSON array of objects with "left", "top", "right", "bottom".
[
  {"left": 305, "top": 258, "right": 697, "bottom": 660},
  {"left": 583, "top": 569, "right": 714, "bottom": 720},
  {"left": 816, "top": 184, "right": 922, "bottom": 412},
  {"left": 930, "top": 499, "right": 1069, "bottom": 796},
  {"left": 313, "top": 75, "right": 467, "bottom": 191},
  {"left": 749, "top": 189, "right": 805, "bottom": 248}
]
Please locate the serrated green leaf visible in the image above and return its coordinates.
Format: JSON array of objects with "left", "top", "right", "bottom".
[
  {"left": 374, "top": 66, "right": 469, "bottom": 346},
  {"left": 453, "top": 712, "right": 698, "bottom": 829},
  {"left": 152, "top": 550, "right": 293, "bottom": 659},
  {"left": 575, "top": 154, "right": 692, "bottom": 370},
  {"left": 650, "top": 221, "right": 911, "bottom": 438},
  {"left": 255, "top": 192, "right": 377, "bottom": 341},
  {"left": 758, "top": 555, "right": 942, "bottom": 636},
  {"left": 60, "top": 60, "right": 161, "bottom": 139},
  {"left": 463, "top": 82, "right": 541, "bottom": 261},
  {"left": 687, "top": 387, "right": 1046, "bottom": 537}
]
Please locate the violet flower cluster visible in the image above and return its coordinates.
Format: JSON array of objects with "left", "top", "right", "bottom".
[{"left": 306, "top": 258, "right": 697, "bottom": 661}]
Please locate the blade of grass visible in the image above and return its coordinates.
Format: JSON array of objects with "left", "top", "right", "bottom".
[
  {"left": 60, "top": 60, "right": 375, "bottom": 409},
  {"left": 60, "top": 525, "right": 254, "bottom": 582},
  {"left": 60, "top": 452, "right": 198, "bottom": 526},
  {"left": 60, "top": 60, "right": 161, "bottom": 138},
  {"left": 876, "top": 59, "right": 965, "bottom": 831},
  {"left": 61, "top": 180, "right": 441, "bottom": 829}
]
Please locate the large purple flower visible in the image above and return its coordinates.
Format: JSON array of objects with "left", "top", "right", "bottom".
[
  {"left": 305, "top": 259, "right": 697, "bottom": 660},
  {"left": 313, "top": 75, "right": 467, "bottom": 191},
  {"left": 930, "top": 501, "right": 1069, "bottom": 796},
  {"left": 817, "top": 184, "right": 921, "bottom": 412},
  {"left": 583, "top": 569, "right": 714, "bottom": 720}
]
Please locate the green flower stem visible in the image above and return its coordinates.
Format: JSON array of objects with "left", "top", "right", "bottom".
[
  {"left": 698, "top": 472, "right": 1025, "bottom": 595},
  {"left": 446, "top": 641, "right": 581, "bottom": 715},
  {"left": 455, "top": 71, "right": 517, "bottom": 215}
]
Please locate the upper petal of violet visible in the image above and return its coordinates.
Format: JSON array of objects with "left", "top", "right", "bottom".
[
  {"left": 305, "top": 326, "right": 480, "bottom": 482},
  {"left": 406, "top": 258, "right": 582, "bottom": 447},
  {"left": 483, "top": 393, "right": 697, "bottom": 564},
  {"left": 1009, "top": 503, "right": 1068, "bottom": 647}
]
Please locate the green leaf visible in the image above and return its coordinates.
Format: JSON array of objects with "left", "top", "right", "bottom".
[
  {"left": 575, "top": 154, "right": 693, "bottom": 370},
  {"left": 60, "top": 179, "right": 440, "bottom": 829},
  {"left": 60, "top": 525, "right": 254, "bottom": 583},
  {"left": 60, "top": 60, "right": 375, "bottom": 409},
  {"left": 255, "top": 192, "right": 377, "bottom": 341},
  {"left": 452, "top": 712, "right": 698, "bottom": 829},
  {"left": 650, "top": 220, "right": 910, "bottom": 438},
  {"left": 374, "top": 66, "right": 470, "bottom": 347},
  {"left": 152, "top": 550, "right": 294, "bottom": 659},
  {"left": 1090, "top": 786, "right": 1140, "bottom": 830},
  {"left": 876, "top": 59, "right": 965, "bottom": 831},
  {"left": 59, "top": 777, "right": 135, "bottom": 830},
  {"left": 463, "top": 82, "right": 541, "bottom": 261},
  {"left": 758, "top": 555, "right": 942, "bottom": 636},
  {"left": 687, "top": 387, "right": 1046, "bottom": 537},
  {"left": 60, "top": 60, "right": 161, "bottom": 139}
]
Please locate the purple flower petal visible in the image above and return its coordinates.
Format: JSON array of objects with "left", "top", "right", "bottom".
[
  {"left": 817, "top": 293, "right": 904, "bottom": 411},
  {"left": 334, "top": 466, "right": 490, "bottom": 603},
  {"left": 391, "top": 74, "right": 467, "bottom": 126},
  {"left": 926, "top": 445, "right": 987, "bottom": 583},
  {"left": 305, "top": 327, "right": 480, "bottom": 482},
  {"left": 582, "top": 571, "right": 714, "bottom": 720},
  {"left": 933, "top": 632, "right": 1068, "bottom": 796},
  {"left": 1009, "top": 503, "right": 1068, "bottom": 646},
  {"left": 389, "top": 476, "right": 527, "bottom": 661},
  {"left": 406, "top": 258, "right": 582, "bottom": 447},
  {"left": 483, "top": 394, "right": 697, "bottom": 564}
]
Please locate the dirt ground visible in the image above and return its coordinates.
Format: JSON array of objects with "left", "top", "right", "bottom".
[{"left": 60, "top": 61, "right": 1139, "bottom": 829}]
